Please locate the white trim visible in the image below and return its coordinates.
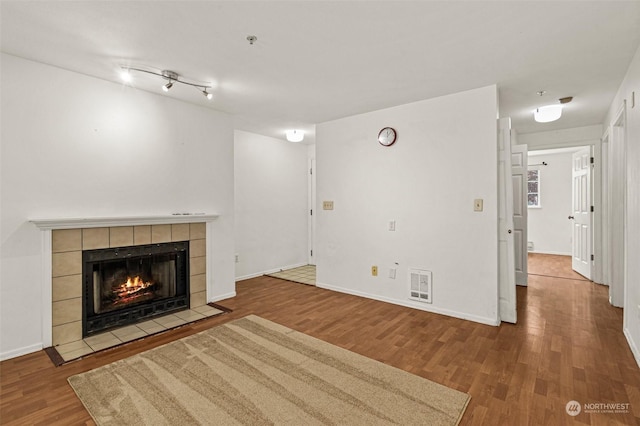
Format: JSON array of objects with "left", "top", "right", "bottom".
[
  {"left": 0, "top": 343, "right": 44, "bottom": 362},
  {"left": 30, "top": 214, "right": 219, "bottom": 230},
  {"left": 316, "top": 282, "right": 500, "bottom": 326},
  {"left": 209, "top": 292, "right": 236, "bottom": 302},
  {"left": 235, "top": 262, "right": 309, "bottom": 282},
  {"left": 41, "top": 230, "right": 52, "bottom": 348},
  {"left": 624, "top": 327, "right": 640, "bottom": 368}
]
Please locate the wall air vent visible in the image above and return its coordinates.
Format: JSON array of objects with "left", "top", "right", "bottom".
[{"left": 409, "top": 268, "right": 432, "bottom": 304}]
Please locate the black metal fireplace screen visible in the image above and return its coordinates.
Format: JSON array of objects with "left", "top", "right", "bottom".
[{"left": 82, "top": 241, "right": 189, "bottom": 337}]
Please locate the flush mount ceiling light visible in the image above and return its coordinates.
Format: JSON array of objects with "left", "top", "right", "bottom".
[
  {"left": 121, "top": 67, "right": 213, "bottom": 100},
  {"left": 286, "top": 129, "right": 304, "bottom": 142},
  {"left": 534, "top": 104, "right": 563, "bottom": 123},
  {"left": 533, "top": 94, "right": 573, "bottom": 123}
]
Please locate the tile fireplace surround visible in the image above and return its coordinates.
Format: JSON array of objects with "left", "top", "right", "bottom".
[{"left": 31, "top": 215, "right": 218, "bottom": 349}]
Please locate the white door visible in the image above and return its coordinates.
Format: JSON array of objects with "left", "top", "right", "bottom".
[
  {"left": 308, "top": 158, "right": 316, "bottom": 266},
  {"left": 571, "top": 147, "right": 592, "bottom": 279},
  {"left": 512, "top": 144, "right": 528, "bottom": 286},
  {"left": 608, "top": 111, "right": 626, "bottom": 307},
  {"left": 498, "top": 118, "right": 516, "bottom": 323}
]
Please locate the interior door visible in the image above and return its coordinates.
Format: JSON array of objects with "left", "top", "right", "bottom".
[
  {"left": 511, "top": 143, "right": 528, "bottom": 286},
  {"left": 609, "top": 112, "right": 626, "bottom": 307},
  {"left": 308, "top": 157, "right": 316, "bottom": 266},
  {"left": 571, "top": 147, "right": 592, "bottom": 279},
  {"left": 498, "top": 118, "right": 516, "bottom": 323}
]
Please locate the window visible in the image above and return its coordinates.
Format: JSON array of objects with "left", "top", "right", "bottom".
[{"left": 528, "top": 169, "right": 540, "bottom": 207}]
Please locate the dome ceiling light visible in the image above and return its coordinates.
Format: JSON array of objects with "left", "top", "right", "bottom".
[
  {"left": 533, "top": 92, "right": 573, "bottom": 123},
  {"left": 286, "top": 130, "right": 304, "bottom": 142}
]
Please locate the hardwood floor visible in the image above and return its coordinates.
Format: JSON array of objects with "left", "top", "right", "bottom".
[
  {"left": 1, "top": 254, "right": 639, "bottom": 425},
  {"left": 528, "top": 253, "right": 589, "bottom": 281}
]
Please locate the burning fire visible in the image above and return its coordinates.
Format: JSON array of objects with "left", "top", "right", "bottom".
[{"left": 113, "top": 276, "right": 154, "bottom": 302}]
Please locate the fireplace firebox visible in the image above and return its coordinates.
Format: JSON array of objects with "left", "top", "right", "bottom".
[{"left": 82, "top": 241, "right": 189, "bottom": 337}]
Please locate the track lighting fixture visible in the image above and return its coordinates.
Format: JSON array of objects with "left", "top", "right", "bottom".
[{"left": 121, "top": 67, "right": 213, "bottom": 100}]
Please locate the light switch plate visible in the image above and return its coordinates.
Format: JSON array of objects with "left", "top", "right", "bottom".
[
  {"left": 474, "top": 199, "right": 483, "bottom": 212},
  {"left": 323, "top": 201, "right": 334, "bottom": 210}
]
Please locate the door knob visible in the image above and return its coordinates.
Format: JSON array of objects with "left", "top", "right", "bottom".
[
  {"left": 568, "top": 215, "right": 575, "bottom": 220},
  {"left": 508, "top": 229, "right": 512, "bottom": 234}
]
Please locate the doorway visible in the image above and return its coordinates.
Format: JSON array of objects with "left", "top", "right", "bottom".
[{"left": 526, "top": 146, "right": 593, "bottom": 281}]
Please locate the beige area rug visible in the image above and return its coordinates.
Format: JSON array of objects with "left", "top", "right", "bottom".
[{"left": 68, "top": 315, "right": 470, "bottom": 425}]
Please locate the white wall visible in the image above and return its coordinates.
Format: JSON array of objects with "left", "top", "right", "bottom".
[
  {"left": 234, "top": 130, "right": 309, "bottom": 279},
  {"left": 527, "top": 150, "right": 578, "bottom": 255},
  {"left": 0, "top": 54, "right": 236, "bottom": 360},
  {"left": 315, "top": 85, "right": 499, "bottom": 325},
  {"left": 604, "top": 44, "right": 640, "bottom": 367}
]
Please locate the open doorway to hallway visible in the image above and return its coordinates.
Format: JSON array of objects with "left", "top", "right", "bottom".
[{"left": 526, "top": 146, "right": 592, "bottom": 282}]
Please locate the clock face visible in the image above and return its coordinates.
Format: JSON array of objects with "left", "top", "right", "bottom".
[{"left": 378, "top": 127, "right": 397, "bottom": 146}]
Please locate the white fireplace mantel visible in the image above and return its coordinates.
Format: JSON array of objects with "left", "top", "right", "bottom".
[{"left": 30, "top": 213, "right": 218, "bottom": 230}]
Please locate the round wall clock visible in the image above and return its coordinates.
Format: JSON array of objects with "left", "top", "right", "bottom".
[{"left": 378, "top": 127, "right": 397, "bottom": 146}]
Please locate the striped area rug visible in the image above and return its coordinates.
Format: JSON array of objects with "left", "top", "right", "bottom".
[{"left": 68, "top": 315, "right": 470, "bottom": 425}]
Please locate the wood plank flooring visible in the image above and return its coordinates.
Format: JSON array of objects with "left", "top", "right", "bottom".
[
  {"left": 528, "top": 253, "right": 589, "bottom": 281},
  {"left": 1, "top": 254, "right": 639, "bottom": 425}
]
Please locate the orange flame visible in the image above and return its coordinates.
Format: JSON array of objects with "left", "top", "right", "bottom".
[{"left": 115, "top": 276, "right": 153, "bottom": 298}]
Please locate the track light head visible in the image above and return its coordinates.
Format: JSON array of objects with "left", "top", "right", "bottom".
[
  {"left": 163, "top": 81, "right": 173, "bottom": 92},
  {"left": 202, "top": 89, "right": 213, "bottom": 100}
]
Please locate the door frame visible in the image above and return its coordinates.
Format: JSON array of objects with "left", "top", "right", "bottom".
[{"left": 526, "top": 139, "right": 602, "bottom": 285}]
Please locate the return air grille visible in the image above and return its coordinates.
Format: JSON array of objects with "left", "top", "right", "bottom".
[{"left": 409, "top": 269, "right": 432, "bottom": 304}]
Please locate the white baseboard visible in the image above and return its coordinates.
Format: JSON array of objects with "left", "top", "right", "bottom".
[
  {"left": 209, "top": 292, "right": 236, "bottom": 303},
  {"left": 624, "top": 327, "right": 640, "bottom": 368},
  {"left": 0, "top": 343, "right": 43, "bottom": 361},
  {"left": 235, "top": 262, "right": 309, "bottom": 282},
  {"left": 316, "top": 282, "right": 500, "bottom": 327}
]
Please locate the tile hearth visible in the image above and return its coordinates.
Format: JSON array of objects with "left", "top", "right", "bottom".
[{"left": 55, "top": 305, "right": 224, "bottom": 362}]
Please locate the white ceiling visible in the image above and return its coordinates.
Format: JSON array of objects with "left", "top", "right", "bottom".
[{"left": 2, "top": 1, "right": 639, "bottom": 144}]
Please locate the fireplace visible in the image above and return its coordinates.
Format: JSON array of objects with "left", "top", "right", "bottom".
[{"left": 82, "top": 241, "right": 189, "bottom": 336}]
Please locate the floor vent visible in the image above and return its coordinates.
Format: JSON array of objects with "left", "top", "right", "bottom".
[{"left": 409, "top": 269, "right": 432, "bottom": 304}]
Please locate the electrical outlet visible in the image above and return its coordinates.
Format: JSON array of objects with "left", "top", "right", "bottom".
[
  {"left": 371, "top": 266, "right": 378, "bottom": 276},
  {"left": 235, "top": 254, "right": 239, "bottom": 263},
  {"left": 388, "top": 220, "right": 396, "bottom": 231},
  {"left": 323, "top": 201, "right": 334, "bottom": 210}
]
